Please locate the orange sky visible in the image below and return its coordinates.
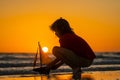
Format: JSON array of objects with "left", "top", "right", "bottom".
[{"left": 0, "top": 0, "right": 120, "bottom": 53}]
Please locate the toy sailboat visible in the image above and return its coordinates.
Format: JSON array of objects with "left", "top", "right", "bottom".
[
  {"left": 33, "top": 42, "right": 42, "bottom": 68},
  {"left": 33, "top": 42, "right": 50, "bottom": 75}
]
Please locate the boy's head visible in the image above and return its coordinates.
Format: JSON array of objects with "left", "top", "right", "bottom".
[{"left": 50, "top": 17, "right": 73, "bottom": 37}]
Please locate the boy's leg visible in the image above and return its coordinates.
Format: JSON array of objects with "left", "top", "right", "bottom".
[
  {"left": 52, "top": 46, "right": 81, "bottom": 67},
  {"left": 53, "top": 46, "right": 93, "bottom": 67},
  {"left": 52, "top": 46, "right": 82, "bottom": 80},
  {"left": 52, "top": 46, "right": 92, "bottom": 80}
]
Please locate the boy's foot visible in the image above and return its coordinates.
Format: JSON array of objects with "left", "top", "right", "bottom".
[
  {"left": 33, "top": 67, "right": 50, "bottom": 75},
  {"left": 72, "top": 67, "right": 81, "bottom": 80}
]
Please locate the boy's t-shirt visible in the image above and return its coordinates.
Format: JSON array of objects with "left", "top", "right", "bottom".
[{"left": 59, "top": 33, "right": 96, "bottom": 60}]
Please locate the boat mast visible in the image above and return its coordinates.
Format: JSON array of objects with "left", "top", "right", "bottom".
[{"left": 38, "top": 42, "right": 42, "bottom": 67}]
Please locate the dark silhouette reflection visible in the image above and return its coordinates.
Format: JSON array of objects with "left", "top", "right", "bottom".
[
  {"left": 82, "top": 74, "right": 94, "bottom": 80},
  {"left": 33, "top": 73, "right": 94, "bottom": 80}
]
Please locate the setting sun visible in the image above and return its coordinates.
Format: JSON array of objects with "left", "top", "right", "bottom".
[{"left": 42, "top": 47, "right": 48, "bottom": 53}]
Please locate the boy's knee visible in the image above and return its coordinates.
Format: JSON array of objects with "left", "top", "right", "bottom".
[
  {"left": 52, "top": 46, "right": 60, "bottom": 56},
  {"left": 53, "top": 46, "right": 59, "bottom": 51}
]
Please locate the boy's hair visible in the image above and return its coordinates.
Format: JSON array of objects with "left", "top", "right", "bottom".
[{"left": 50, "top": 17, "right": 74, "bottom": 35}]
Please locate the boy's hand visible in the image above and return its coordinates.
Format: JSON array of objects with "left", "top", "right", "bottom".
[{"left": 33, "top": 66, "right": 50, "bottom": 75}]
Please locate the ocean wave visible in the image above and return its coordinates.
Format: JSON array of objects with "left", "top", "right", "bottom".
[{"left": 0, "top": 52, "right": 120, "bottom": 75}]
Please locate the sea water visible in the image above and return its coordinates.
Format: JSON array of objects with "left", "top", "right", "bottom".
[{"left": 0, "top": 52, "right": 120, "bottom": 76}]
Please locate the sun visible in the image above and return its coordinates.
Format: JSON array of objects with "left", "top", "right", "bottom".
[{"left": 42, "top": 47, "right": 48, "bottom": 53}]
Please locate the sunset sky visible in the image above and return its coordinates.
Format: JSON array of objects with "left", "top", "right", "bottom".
[{"left": 0, "top": 0, "right": 120, "bottom": 53}]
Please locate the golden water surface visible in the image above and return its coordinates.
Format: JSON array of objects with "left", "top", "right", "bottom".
[{"left": 0, "top": 71, "right": 120, "bottom": 80}]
